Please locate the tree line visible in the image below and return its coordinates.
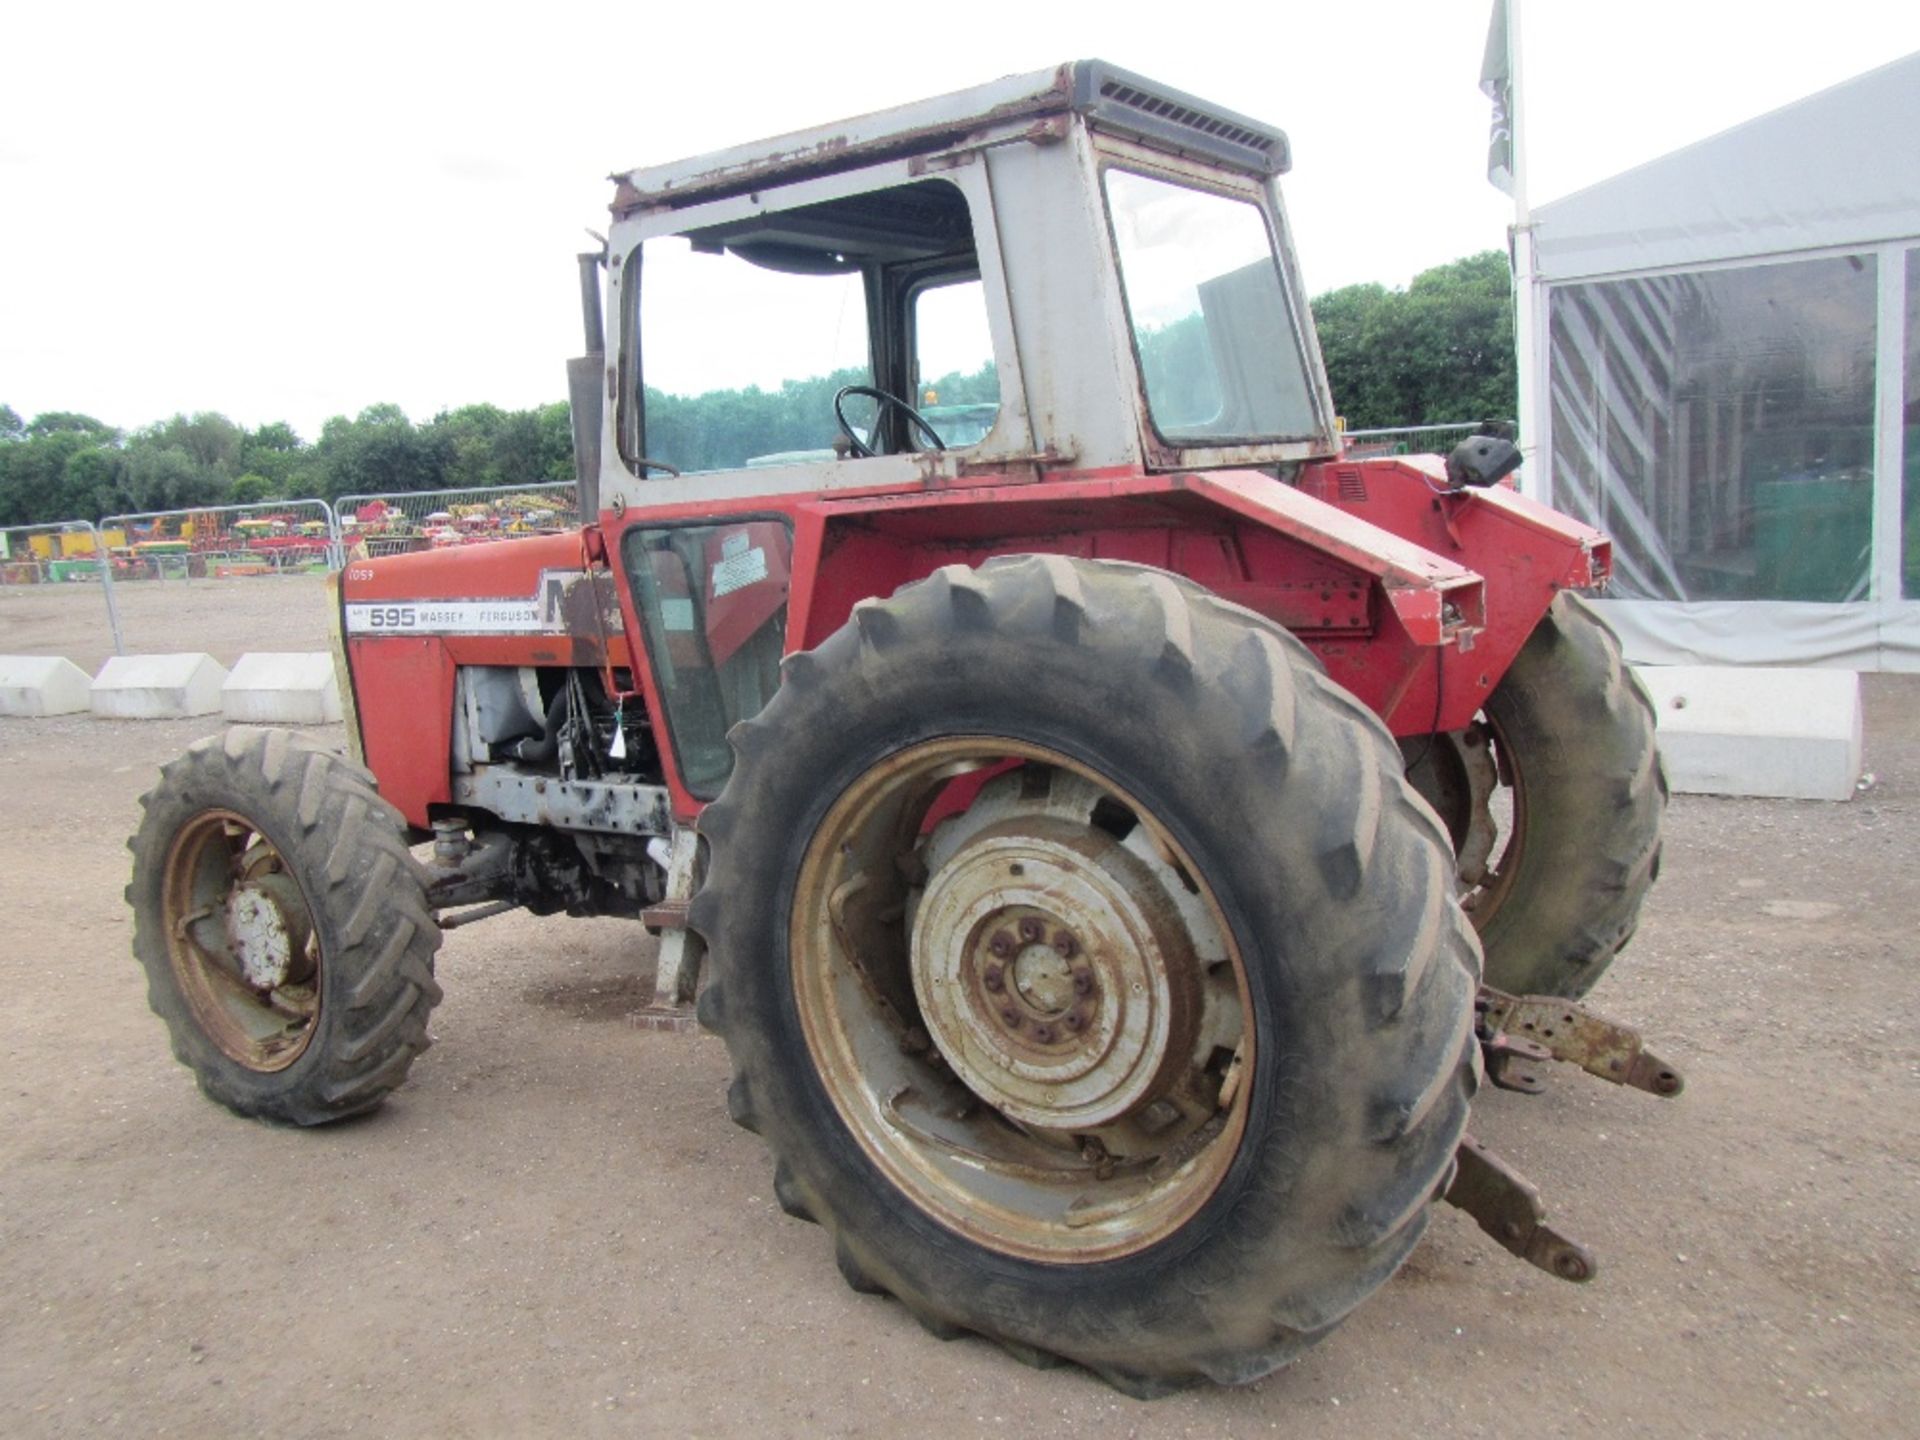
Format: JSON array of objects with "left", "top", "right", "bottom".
[
  {"left": 0, "top": 402, "right": 576, "bottom": 529},
  {"left": 0, "top": 251, "right": 1513, "bottom": 529},
  {"left": 644, "top": 362, "right": 1002, "bottom": 476}
]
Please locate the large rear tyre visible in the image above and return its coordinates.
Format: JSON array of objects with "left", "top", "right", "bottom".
[
  {"left": 1407, "top": 594, "right": 1664, "bottom": 999},
  {"left": 692, "top": 556, "right": 1480, "bottom": 1395},
  {"left": 127, "top": 729, "right": 443, "bottom": 1125}
]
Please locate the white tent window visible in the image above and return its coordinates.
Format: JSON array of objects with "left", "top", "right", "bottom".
[
  {"left": 1549, "top": 254, "right": 1878, "bottom": 603},
  {"left": 1527, "top": 53, "right": 1920, "bottom": 669}
]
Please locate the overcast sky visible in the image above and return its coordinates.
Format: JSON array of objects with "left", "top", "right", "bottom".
[{"left": 3, "top": 0, "right": 1917, "bottom": 440}]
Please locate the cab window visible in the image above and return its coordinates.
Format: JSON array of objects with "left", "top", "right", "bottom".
[
  {"left": 624, "top": 519, "right": 792, "bottom": 797},
  {"left": 624, "top": 178, "right": 996, "bottom": 475},
  {"left": 1104, "top": 168, "right": 1319, "bottom": 444},
  {"left": 911, "top": 276, "right": 999, "bottom": 448},
  {"left": 637, "top": 242, "right": 869, "bottom": 473}
]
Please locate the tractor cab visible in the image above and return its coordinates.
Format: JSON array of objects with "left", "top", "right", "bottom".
[
  {"left": 580, "top": 61, "right": 1339, "bottom": 513},
  {"left": 564, "top": 64, "right": 1366, "bottom": 805}
]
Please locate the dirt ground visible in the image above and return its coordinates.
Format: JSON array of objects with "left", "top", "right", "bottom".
[
  {"left": 0, "top": 572, "right": 334, "bottom": 675},
  {"left": 3, "top": 576, "right": 1917, "bottom": 1438}
]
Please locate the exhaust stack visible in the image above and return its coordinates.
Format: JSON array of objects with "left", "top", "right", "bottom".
[{"left": 567, "top": 250, "right": 605, "bottom": 520}]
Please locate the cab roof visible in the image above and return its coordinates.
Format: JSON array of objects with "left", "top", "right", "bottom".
[{"left": 611, "top": 60, "right": 1289, "bottom": 216}]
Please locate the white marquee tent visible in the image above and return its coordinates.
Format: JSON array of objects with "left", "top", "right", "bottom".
[{"left": 1523, "top": 51, "right": 1920, "bottom": 669}]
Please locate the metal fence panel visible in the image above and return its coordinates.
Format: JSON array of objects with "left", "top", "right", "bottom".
[
  {"left": 100, "top": 499, "right": 343, "bottom": 581},
  {"left": 0, "top": 519, "right": 126, "bottom": 654},
  {"left": 1341, "top": 422, "right": 1482, "bottom": 459},
  {"left": 334, "top": 482, "right": 579, "bottom": 561}
]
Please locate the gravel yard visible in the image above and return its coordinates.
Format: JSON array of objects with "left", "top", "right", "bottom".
[{"left": 2, "top": 574, "right": 1916, "bottom": 1437}]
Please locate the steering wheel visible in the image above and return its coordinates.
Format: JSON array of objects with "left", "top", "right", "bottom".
[{"left": 833, "top": 385, "right": 947, "bottom": 458}]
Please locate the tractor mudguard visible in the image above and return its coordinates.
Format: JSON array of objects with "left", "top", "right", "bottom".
[
  {"left": 1293, "top": 456, "right": 1613, "bottom": 731},
  {"left": 789, "top": 463, "right": 1607, "bottom": 740}
]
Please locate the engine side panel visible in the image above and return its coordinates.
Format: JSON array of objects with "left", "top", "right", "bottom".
[
  {"left": 351, "top": 636, "right": 458, "bottom": 825},
  {"left": 339, "top": 533, "right": 638, "bottom": 827}
]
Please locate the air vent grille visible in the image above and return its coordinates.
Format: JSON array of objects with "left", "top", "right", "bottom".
[{"left": 1098, "top": 81, "right": 1280, "bottom": 157}]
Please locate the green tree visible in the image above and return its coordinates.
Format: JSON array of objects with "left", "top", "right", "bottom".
[
  {"left": 0, "top": 429, "right": 93, "bottom": 525},
  {"left": 142, "top": 412, "right": 244, "bottom": 475},
  {"left": 0, "top": 412, "right": 136, "bottom": 524},
  {"left": 534, "top": 402, "right": 576, "bottom": 481},
  {"left": 25, "top": 411, "right": 117, "bottom": 441},
  {"left": 313, "top": 404, "right": 451, "bottom": 500},
  {"left": 419, "top": 402, "right": 577, "bottom": 493},
  {"left": 228, "top": 473, "right": 278, "bottom": 505},
  {"left": 238, "top": 422, "right": 305, "bottom": 495},
  {"left": 1309, "top": 282, "right": 1397, "bottom": 427},
  {"left": 0, "top": 405, "right": 23, "bottom": 441},
  {"left": 429, "top": 403, "right": 509, "bottom": 491},
  {"left": 122, "top": 445, "right": 224, "bottom": 512},
  {"left": 62, "top": 445, "right": 127, "bottom": 520},
  {"left": 1310, "top": 250, "right": 1516, "bottom": 430},
  {"left": 491, "top": 407, "right": 567, "bottom": 487}
]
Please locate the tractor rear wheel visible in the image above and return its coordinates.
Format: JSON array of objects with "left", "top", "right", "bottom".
[
  {"left": 1406, "top": 594, "right": 1664, "bottom": 999},
  {"left": 692, "top": 556, "right": 1480, "bottom": 1395},
  {"left": 127, "top": 728, "right": 443, "bottom": 1125}
]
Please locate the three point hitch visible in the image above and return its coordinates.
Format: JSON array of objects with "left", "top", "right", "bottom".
[{"left": 1444, "top": 987, "right": 1685, "bottom": 1282}]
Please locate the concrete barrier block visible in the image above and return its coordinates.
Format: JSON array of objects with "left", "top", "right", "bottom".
[
  {"left": 222, "top": 652, "right": 342, "bottom": 725},
  {"left": 0, "top": 655, "right": 94, "bottom": 716},
  {"left": 1633, "top": 664, "right": 1862, "bottom": 801},
  {"left": 91, "top": 653, "right": 229, "bottom": 719}
]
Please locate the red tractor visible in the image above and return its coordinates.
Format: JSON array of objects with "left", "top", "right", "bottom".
[{"left": 128, "top": 63, "right": 1671, "bottom": 1396}]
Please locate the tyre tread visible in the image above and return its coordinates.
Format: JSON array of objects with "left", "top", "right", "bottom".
[{"left": 1475, "top": 594, "right": 1666, "bottom": 996}]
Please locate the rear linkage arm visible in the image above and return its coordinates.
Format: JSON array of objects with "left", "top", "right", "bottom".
[
  {"left": 1444, "top": 986, "right": 1686, "bottom": 1284},
  {"left": 1475, "top": 986, "right": 1685, "bottom": 1099}
]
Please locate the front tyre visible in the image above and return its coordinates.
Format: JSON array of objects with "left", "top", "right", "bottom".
[
  {"left": 1408, "top": 594, "right": 1665, "bottom": 999},
  {"left": 128, "top": 729, "right": 443, "bottom": 1125},
  {"left": 692, "top": 557, "right": 1480, "bottom": 1395}
]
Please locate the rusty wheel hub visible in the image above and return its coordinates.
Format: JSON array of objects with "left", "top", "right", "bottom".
[
  {"left": 225, "top": 871, "right": 314, "bottom": 991},
  {"left": 162, "top": 811, "right": 321, "bottom": 1072},
  {"left": 911, "top": 819, "right": 1200, "bottom": 1131},
  {"left": 790, "top": 740, "right": 1251, "bottom": 1262},
  {"left": 1405, "top": 721, "right": 1518, "bottom": 917}
]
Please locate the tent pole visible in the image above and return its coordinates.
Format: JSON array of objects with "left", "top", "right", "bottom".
[
  {"left": 1870, "top": 242, "right": 1907, "bottom": 617},
  {"left": 1509, "top": 0, "right": 1543, "bottom": 500}
]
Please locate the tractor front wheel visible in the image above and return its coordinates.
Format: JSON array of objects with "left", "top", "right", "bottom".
[
  {"left": 1406, "top": 594, "right": 1665, "bottom": 999},
  {"left": 692, "top": 556, "right": 1480, "bottom": 1395},
  {"left": 127, "top": 729, "right": 443, "bottom": 1125}
]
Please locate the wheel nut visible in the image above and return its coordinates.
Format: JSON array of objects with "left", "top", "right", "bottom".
[
  {"left": 987, "top": 930, "right": 1014, "bottom": 959},
  {"left": 1063, "top": 1012, "right": 1084, "bottom": 1033},
  {"left": 1052, "top": 931, "right": 1078, "bottom": 959},
  {"left": 1072, "top": 972, "right": 1093, "bottom": 996},
  {"left": 1033, "top": 1024, "right": 1055, "bottom": 1044},
  {"left": 982, "top": 965, "right": 1005, "bottom": 993},
  {"left": 1017, "top": 916, "right": 1044, "bottom": 943},
  {"left": 999, "top": 1005, "right": 1021, "bottom": 1026}
]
